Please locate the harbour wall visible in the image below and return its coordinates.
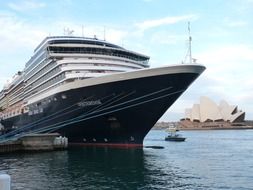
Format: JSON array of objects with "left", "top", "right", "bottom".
[{"left": 0, "top": 133, "right": 68, "bottom": 153}]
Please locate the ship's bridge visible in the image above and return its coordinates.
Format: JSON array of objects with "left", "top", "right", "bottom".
[{"left": 25, "top": 36, "right": 149, "bottom": 68}]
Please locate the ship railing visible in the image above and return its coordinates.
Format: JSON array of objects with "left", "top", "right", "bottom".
[{"left": 48, "top": 49, "right": 149, "bottom": 64}]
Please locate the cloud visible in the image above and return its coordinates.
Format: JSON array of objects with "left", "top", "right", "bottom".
[
  {"left": 0, "top": 14, "right": 130, "bottom": 90},
  {"left": 136, "top": 14, "right": 198, "bottom": 31},
  {"left": 194, "top": 44, "right": 253, "bottom": 119},
  {"left": 227, "top": 20, "right": 248, "bottom": 27},
  {"left": 0, "top": 13, "right": 128, "bottom": 52},
  {"left": 0, "top": 13, "right": 49, "bottom": 88},
  {"left": 160, "top": 44, "right": 253, "bottom": 121},
  {"left": 51, "top": 21, "right": 129, "bottom": 45},
  {"left": 150, "top": 31, "right": 185, "bottom": 45},
  {"left": 197, "top": 45, "right": 253, "bottom": 75},
  {"left": 224, "top": 17, "right": 248, "bottom": 27},
  {"left": 8, "top": 0, "right": 46, "bottom": 12},
  {"left": 0, "top": 13, "right": 47, "bottom": 52}
]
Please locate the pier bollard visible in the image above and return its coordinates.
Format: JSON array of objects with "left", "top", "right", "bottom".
[{"left": 0, "top": 173, "right": 11, "bottom": 190}]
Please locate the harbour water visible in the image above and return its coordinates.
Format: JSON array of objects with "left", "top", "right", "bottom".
[{"left": 1, "top": 130, "right": 253, "bottom": 190}]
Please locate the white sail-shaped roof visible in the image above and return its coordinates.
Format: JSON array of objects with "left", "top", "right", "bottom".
[
  {"left": 191, "top": 104, "right": 200, "bottom": 122},
  {"left": 184, "top": 97, "right": 245, "bottom": 123},
  {"left": 229, "top": 111, "right": 245, "bottom": 122},
  {"left": 199, "top": 96, "right": 223, "bottom": 122},
  {"left": 219, "top": 100, "right": 237, "bottom": 121},
  {"left": 185, "top": 108, "right": 192, "bottom": 120}
]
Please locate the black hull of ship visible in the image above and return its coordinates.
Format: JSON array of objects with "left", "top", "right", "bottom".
[{"left": 1, "top": 66, "right": 204, "bottom": 146}]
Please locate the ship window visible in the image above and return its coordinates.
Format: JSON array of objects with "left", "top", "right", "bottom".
[{"left": 61, "top": 94, "right": 67, "bottom": 99}]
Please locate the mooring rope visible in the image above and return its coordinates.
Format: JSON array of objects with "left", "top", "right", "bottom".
[
  {"left": 30, "top": 88, "right": 183, "bottom": 134},
  {"left": 0, "top": 86, "right": 181, "bottom": 143}
]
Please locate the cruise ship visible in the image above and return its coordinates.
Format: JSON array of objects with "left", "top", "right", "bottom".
[{"left": 0, "top": 36, "right": 205, "bottom": 146}]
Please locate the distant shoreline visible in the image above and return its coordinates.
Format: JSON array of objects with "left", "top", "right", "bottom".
[
  {"left": 154, "top": 120, "right": 253, "bottom": 131},
  {"left": 180, "top": 126, "right": 253, "bottom": 131},
  {"left": 152, "top": 126, "right": 253, "bottom": 131}
]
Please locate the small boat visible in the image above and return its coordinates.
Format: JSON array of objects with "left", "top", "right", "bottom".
[
  {"left": 165, "top": 133, "right": 186, "bottom": 142},
  {"left": 165, "top": 124, "right": 186, "bottom": 142}
]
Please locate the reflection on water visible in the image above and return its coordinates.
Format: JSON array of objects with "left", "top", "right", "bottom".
[
  {"left": 1, "top": 147, "right": 170, "bottom": 190},
  {"left": 0, "top": 147, "right": 186, "bottom": 189},
  {"left": 1, "top": 130, "right": 253, "bottom": 189}
]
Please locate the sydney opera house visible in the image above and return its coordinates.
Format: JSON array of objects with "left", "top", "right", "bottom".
[{"left": 184, "top": 96, "right": 245, "bottom": 123}]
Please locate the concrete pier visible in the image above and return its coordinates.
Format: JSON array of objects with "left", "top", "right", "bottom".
[
  {"left": 0, "top": 133, "right": 68, "bottom": 153},
  {"left": 0, "top": 140, "right": 22, "bottom": 153}
]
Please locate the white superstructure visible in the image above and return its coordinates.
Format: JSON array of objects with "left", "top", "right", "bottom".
[{"left": 0, "top": 36, "right": 150, "bottom": 120}]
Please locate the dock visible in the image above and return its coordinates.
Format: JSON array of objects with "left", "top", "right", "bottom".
[{"left": 0, "top": 133, "right": 68, "bottom": 153}]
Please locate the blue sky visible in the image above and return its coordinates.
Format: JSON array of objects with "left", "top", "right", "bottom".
[{"left": 0, "top": 0, "right": 252, "bottom": 121}]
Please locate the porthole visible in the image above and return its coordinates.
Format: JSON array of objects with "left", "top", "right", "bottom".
[{"left": 61, "top": 94, "right": 67, "bottom": 99}]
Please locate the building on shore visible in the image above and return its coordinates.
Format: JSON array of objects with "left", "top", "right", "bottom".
[
  {"left": 153, "top": 97, "right": 251, "bottom": 130},
  {"left": 179, "top": 96, "right": 247, "bottom": 130},
  {"left": 184, "top": 96, "right": 245, "bottom": 123}
]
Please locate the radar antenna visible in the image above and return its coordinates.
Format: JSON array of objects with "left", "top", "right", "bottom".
[
  {"left": 64, "top": 27, "right": 74, "bottom": 36},
  {"left": 82, "top": 25, "right": 84, "bottom": 37},
  {"left": 103, "top": 26, "right": 106, "bottom": 41}
]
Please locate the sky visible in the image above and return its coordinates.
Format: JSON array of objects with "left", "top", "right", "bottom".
[{"left": 0, "top": 0, "right": 252, "bottom": 121}]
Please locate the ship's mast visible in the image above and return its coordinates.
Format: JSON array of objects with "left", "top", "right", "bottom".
[{"left": 188, "top": 21, "right": 192, "bottom": 64}]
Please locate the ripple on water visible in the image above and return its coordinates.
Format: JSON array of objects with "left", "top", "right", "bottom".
[{"left": 0, "top": 130, "right": 253, "bottom": 189}]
